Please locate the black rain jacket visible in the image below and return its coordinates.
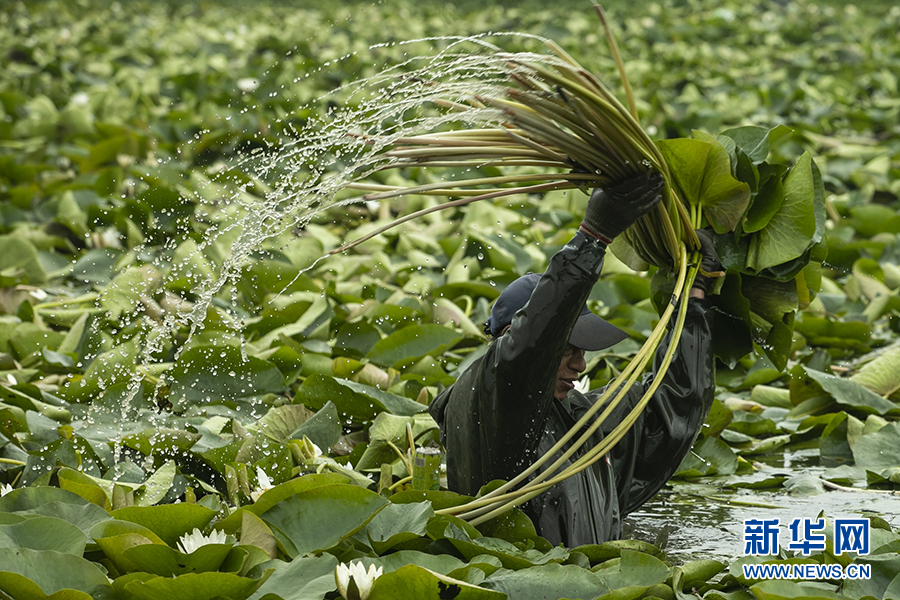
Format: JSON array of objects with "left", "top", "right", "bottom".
[{"left": 429, "top": 231, "right": 716, "bottom": 547}]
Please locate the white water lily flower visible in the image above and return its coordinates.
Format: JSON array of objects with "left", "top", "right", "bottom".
[
  {"left": 250, "top": 466, "right": 274, "bottom": 502},
  {"left": 176, "top": 527, "right": 228, "bottom": 554},
  {"left": 335, "top": 561, "right": 383, "bottom": 600},
  {"left": 0, "top": 484, "right": 13, "bottom": 497},
  {"left": 573, "top": 375, "right": 591, "bottom": 394}
]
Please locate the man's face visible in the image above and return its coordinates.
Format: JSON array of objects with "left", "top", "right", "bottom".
[{"left": 555, "top": 344, "right": 586, "bottom": 400}]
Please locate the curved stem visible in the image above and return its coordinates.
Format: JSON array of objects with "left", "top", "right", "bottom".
[
  {"left": 327, "top": 181, "right": 574, "bottom": 256},
  {"left": 439, "top": 244, "right": 690, "bottom": 520}
]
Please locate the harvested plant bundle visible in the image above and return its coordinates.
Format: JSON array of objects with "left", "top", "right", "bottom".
[{"left": 335, "top": 5, "right": 825, "bottom": 521}]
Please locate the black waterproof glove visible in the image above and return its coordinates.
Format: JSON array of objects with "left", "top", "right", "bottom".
[
  {"left": 580, "top": 171, "right": 665, "bottom": 244},
  {"left": 692, "top": 229, "right": 723, "bottom": 294}
]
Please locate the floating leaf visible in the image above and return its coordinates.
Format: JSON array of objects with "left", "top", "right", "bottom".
[
  {"left": 259, "top": 483, "right": 388, "bottom": 557},
  {"left": 123, "top": 570, "right": 272, "bottom": 600},
  {"left": 0, "top": 516, "right": 87, "bottom": 555},
  {"left": 246, "top": 554, "right": 338, "bottom": 600},
  {"left": 111, "top": 503, "right": 217, "bottom": 547},
  {"left": 367, "top": 564, "right": 505, "bottom": 600},
  {"left": 364, "top": 501, "right": 434, "bottom": 555},
  {"left": 481, "top": 563, "right": 610, "bottom": 600},
  {"left": 804, "top": 368, "right": 898, "bottom": 416},
  {"left": 0, "top": 548, "right": 111, "bottom": 600},
  {"left": 366, "top": 324, "right": 463, "bottom": 368}
]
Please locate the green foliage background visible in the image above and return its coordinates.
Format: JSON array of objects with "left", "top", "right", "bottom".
[{"left": 1, "top": 0, "right": 899, "bottom": 598}]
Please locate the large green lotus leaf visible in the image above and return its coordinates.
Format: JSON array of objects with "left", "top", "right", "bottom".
[
  {"left": 592, "top": 549, "right": 670, "bottom": 589},
  {"left": 366, "top": 324, "right": 462, "bottom": 368},
  {"left": 364, "top": 500, "right": 433, "bottom": 555},
  {"left": 474, "top": 504, "right": 540, "bottom": 547},
  {"left": 122, "top": 542, "right": 234, "bottom": 577},
  {"left": 749, "top": 386, "right": 792, "bottom": 409},
  {"left": 850, "top": 346, "right": 900, "bottom": 398},
  {"left": 751, "top": 579, "right": 855, "bottom": 600},
  {"left": 432, "top": 281, "right": 500, "bottom": 302},
  {"left": 0, "top": 516, "right": 87, "bottom": 555},
  {"left": 339, "top": 379, "right": 428, "bottom": 416},
  {"left": 445, "top": 524, "right": 568, "bottom": 570},
  {"left": 334, "top": 320, "right": 383, "bottom": 358},
  {"left": 249, "top": 403, "right": 315, "bottom": 443},
  {"left": 98, "top": 265, "right": 161, "bottom": 321},
  {"left": 64, "top": 248, "right": 123, "bottom": 285},
  {"left": 655, "top": 136, "right": 750, "bottom": 234},
  {"left": 15, "top": 502, "right": 110, "bottom": 539},
  {"left": 675, "top": 436, "right": 738, "bottom": 477},
  {"left": 689, "top": 130, "right": 752, "bottom": 233},
  {"left": 482, "top": 563, "right": 610, "bottom": 600},
  {"left": 246, "top": 554, "right": 338, "bottom": 600},
  {"left": 289, "top": 400, "right": 341, "bottom": 450},
  {"left": 368, "top": 564, "right": 505, "bottom": 600},
  {"left": 0, "top": 548, "right": 111, "bottom": 600},
  {"left": 354, "top": 551, "right": 469, "bottom": 576},
  {"left": 122, "top": 429, "right": 201, "bottom": 456},
  {"left": 572, "top": 540, "right": 666, "bottom": 565},
  {"left": 168, "top": 345, "right": 285, "bottom": 404},
  {"left": 848, "top": 204, "right": 900, "bottom": 238},
  {"left": 793, "top": 317, "right": 870, "bottom": 352},
  {"left": 0, "top": 235, "right": 47, "bottom": 286},
  {"left": 133, "top": 460, "right": 177, "bottom": 507},
  {"left": 123, "top": 570, "right": 271, "bottom": 600},
  {"left": 746, "top": 152, "right": 818, "bottom": 272},
  {"left": 677, "top": 559, "right": 727, "bottom": 590},
  {"left": 655, "top": 138, "right": 709, "bottom": 209},
  {"left": 741, "top": 276, "right": 797, "bottom": 325},
  {"left": 216, "top": 473, "right": 349, "bottom": 533},
  {"left": 804, "top": 368, "right": 897, "bottom": 416},
  {"left": 57, "top": 467, "right": 110, "bottom": 510},
  {"left": 852, "top": 422, "right": 900, "bottom": 470},
  {"left": 296, "top": 374, "right": 425, "bottom": 423},
  {"left": 259, "top": 483, "right": 389, "bottom": 557},
  {"left": 111, "top": 503, "right": 217, "bottom": 547},
  {"left": 354, "top": 412, "right": 438, "bottom": 472},
  {"left": 237, "top": 512, "right": 277, "bottom": 560},
  {"left": 742, "top": 165, "right": 785, "bottom": 234},
  {"left": 719, "top": 125, "right": 794, "bottom": 165},
  {"left": 60, "top": 339, "right": 141, "bottom": 402},
  {"left": 0, "top": 486, "right": 90, "bottom": 513},
  {"left": 91, "top": 518, "right": 167, "bottom": 574},
  {"left": 842, "top": 553, "right": 900, "bottom": 600}
]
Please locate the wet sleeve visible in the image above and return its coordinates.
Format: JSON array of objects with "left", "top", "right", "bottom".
[
  {"left": 607, "top": 297, "right": 716, "bottom": 515},
  {"left": 434, "top": 232, "right": 607, "bottom": 493}
]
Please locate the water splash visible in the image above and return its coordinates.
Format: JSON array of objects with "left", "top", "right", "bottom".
[{"left": 89, "top": 32, "right": 581, "bottom": 468}]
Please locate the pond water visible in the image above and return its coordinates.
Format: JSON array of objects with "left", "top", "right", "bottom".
[{"left": 624, "top": 448, "right": 900, "bottom": 565}]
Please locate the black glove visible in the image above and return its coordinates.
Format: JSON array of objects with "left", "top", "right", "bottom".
[
  {"left": 580, "top": 171, "right": 665, "bottom": 244},
  {"left": 692, "top": 229, "right": 723, "bottom": 294}
]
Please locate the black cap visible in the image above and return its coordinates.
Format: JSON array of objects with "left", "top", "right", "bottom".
[{"left": 485, "top": 273, "right": 628, "bottom": 351}]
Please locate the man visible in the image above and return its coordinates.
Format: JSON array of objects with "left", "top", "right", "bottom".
[{"left": 429, "top": 172, "right": 718, "bottom": 547}]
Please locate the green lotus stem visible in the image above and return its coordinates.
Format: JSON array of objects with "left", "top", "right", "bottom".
[
  {"left": 382, "top": 159, "right": 569, "bottom": 169},
  {"left": 502, "top": 130, "right": 574, "bottom": 164},
  {"left": 388, "top": 475, "right": 413, "bottom": 491},
  {"left": 466, "top": 259, "right": 697, "bottom": 525},
  {"left": 439, "top": 245, "right": 689, "bottom": 519},
  {"left": 347, "top": 172, "right": 595, "bottom": 201},
  {"left": 328, "top": 181, "right": 572, "bottom": 256},
  {"left": 0, "top": 458, "right": 27, "bottom": 466},
  {"left": 481, "top": 96, "right": 611, "bottom": 169},
  {"left": 387, "top": 146, "right": 551, "bottom": 159},
  {"left": 33, "top": 293, "right": 99, "bottom": 309},
  {"left": 386, "top": 441, "right": 412, "bottom": 475},
  {"left": 594, "top": 3, "right": 637, "bottom": 119}
]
